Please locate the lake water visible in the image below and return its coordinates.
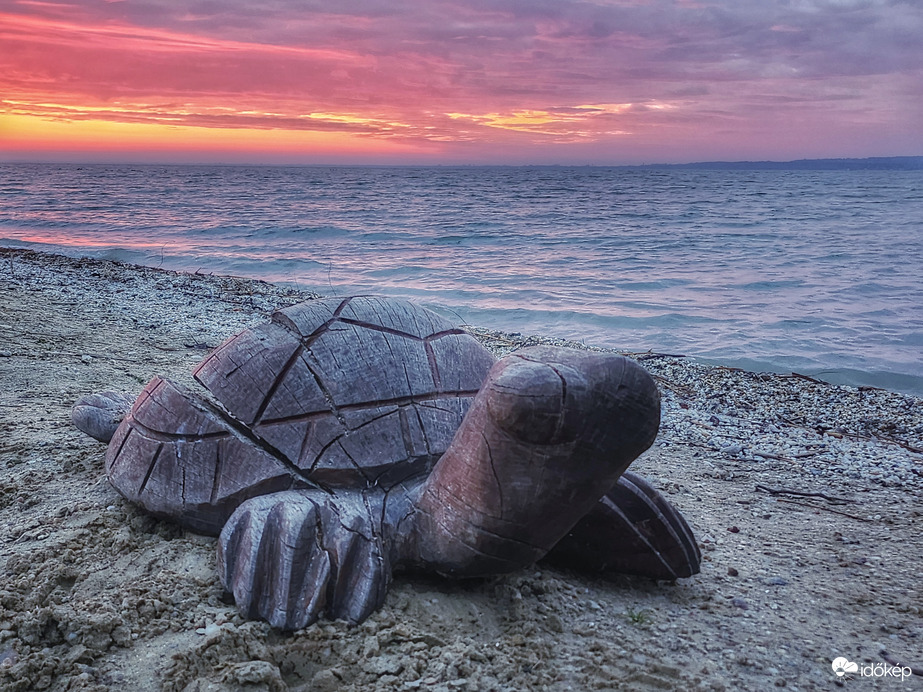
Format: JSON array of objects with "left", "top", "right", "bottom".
[{"left": 2, "top": 163, "right": 921, "bottom": 395}]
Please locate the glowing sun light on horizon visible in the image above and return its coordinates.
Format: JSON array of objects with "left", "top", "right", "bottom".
[{"left": 0, "top": 112, "right": 417, "bottom": 157}]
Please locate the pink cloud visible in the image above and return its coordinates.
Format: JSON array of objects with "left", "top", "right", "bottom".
[{"left": 1, "top": 0, "right": 921, "bottom": 163}]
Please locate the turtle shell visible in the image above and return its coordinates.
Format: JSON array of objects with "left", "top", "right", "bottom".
[{"left": 105, "top": 296, "right": 496, "bottom": 534}]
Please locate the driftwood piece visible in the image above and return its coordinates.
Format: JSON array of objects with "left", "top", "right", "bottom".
[{"left": 102, "top": 297, "right": 495, "bottom": 533}]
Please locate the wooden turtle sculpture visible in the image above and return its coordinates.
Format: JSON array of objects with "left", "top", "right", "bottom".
[{"left": 72, "top": 296, "right": 700, "bottom": 629}]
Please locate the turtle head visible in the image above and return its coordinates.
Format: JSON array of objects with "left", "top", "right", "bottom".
[{"left": 487, "top": 347, "right": 660, "bottom": 462}]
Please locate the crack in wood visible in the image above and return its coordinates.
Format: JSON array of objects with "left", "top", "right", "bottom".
[
  {"left": 303, "top": 497, "right": 341, "bottom": 613},
  {"left": 413, "top": 405, "right": 432, "bottom": 456},
  {"left": 416, "top": 399, "right": 467, "bottom": 414},
  {"left": 171, "top": 384, "right": 334, "bottom": 495},
  {"left": 257, "top": 390, "right": 480, "bottom": 427},
  {"left": 252, "top": 344, "right": 305, "bottom": 425},
  {"left": 401, "top": 362, "right": 414, "bottom": 397},
  {"left": 541, "top": 362, "right": 569, "bottom": 443},
  {"left": 209, "top": 444, "right": 223, "bottom": 506},
  {"left": 361, "top": 489, "right": 383, "bottom": 545},
  {"left": 296, "top": 420, "right": 316, "bottom": 471},
  {"left": 423, "top": 339, "right": 442, "bottom": 392},
  {"left": 299, "top": 349, "right": 348, "bottom": 431},
  {"left": 481, "top": 432, "right": 504, "bottom": 520},
  {"left": 335, "top": 441, "right": 373, "bottom": 483},
  {"left": 272, "top": 296, "right": 352, "bottom": 346},
  {"left": 107, "top": 426, "right": 133, "bottom": 475},
  {"left": 258, "top": 409, "right": 331, "bottom": 428},
  {"left": 338, "top": 317, "right": 424, "bottom": 341},
  {"left": 137, "top": 443, "right": 163, "bottom": 497},
  {"left": 123, "top": 418, "right": 232, "bottom": 443},
  {"left": 397, "top": 406, "right": 414, "bottom": 460},
  {"left": 308, "top": 434, "right": 350, "bottom": 474}
]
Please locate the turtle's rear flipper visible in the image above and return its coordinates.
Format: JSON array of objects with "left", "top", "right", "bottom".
[
  {"left": 71, "top": 391, "right": 134, "bottom": 443},
  {"left": 543, "top": 471, "right": 701, "bottom": 580},
  {"left": 218, "top": 489, "right": 390, "bottom": 630}
]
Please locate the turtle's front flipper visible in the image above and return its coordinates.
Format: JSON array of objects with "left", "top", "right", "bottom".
[
  {"left": 406, "top": 346, "right": 661, "bottom": 577},
  {"left": 71, "top": 391, "right": 134, "bottom": 443},
  {"left": 542, "top": 471, "right": 701, "bottom": 580},
  {"left": 218, "top": 489, "right": 389, "bottom": 630}
]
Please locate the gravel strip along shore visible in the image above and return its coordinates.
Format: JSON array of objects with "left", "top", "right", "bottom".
[
  {"left": 1, "top": 248, "right": 921, "bottom": 691},
  {"left": 466, "top": 328, "right": 923, "bottom": 493}
]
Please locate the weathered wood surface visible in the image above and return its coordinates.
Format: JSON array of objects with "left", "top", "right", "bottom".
[
  {"left": 101, "top": 297, "right": 495, "bottom": 534},
  {"left": 543, "top": 470, "right": 702, "bottom": 579},
  {"left": 409, "top": 346, "right": 662, "bottom": 576},
  {"left": 70, "top": 390, "right": 134, "bottom": 443},
  {"left": 74, "top": 295, "right": 701, "bottom": 630},
  {"left": 219, "top": 490, "right": 389, "bottom": 630},
  {"left": 105, "top": 376, "right": 295, "bottom": 534},
  {"left": 191, "top": 296, "right": 494, "bottom": 483}
]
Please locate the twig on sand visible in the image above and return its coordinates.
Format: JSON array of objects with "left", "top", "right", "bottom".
[
  {"left": 755, "top": 484, "right": 857, "bottom": 505},
  {"left": 774, "top": 498, "right": 871, "bottom": 522},
  {"left": 625, "top": 350, "right": 686, "bottom": 361},
  {"left": 713, "top": 365, "right": 744, "bottom": 373},
  {"left": 879, "top": 436, "right": 922, "bottom": 455},
  {"left": 777, "top": 416, "right": 922, "bottom": 456},
  {"left": 823, "top": 429, "right": 923, "bottom": 455},
  {"left": 780, "top": 372, "right": 827, "bottom": 385},
  {"left": 792, "top": 450, "right": 821, "bottom": 459},
  {"left": 651, "top": 374, "right": 695, "bottom": 398},
  {"left": 752, "top": 451, "right": 793, "bottom": 462}
]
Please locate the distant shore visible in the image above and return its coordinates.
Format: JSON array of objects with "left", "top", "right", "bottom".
[
  {"left": 633, "top": 155, "right": 923, "bottom": 171},
  {"left": 1, "top": 246, "right": 921, "bottom": 690}
]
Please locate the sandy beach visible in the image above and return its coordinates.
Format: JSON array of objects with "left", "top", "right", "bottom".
[{"left": 1, "top": 247, "right": 921, "bottom": 691}]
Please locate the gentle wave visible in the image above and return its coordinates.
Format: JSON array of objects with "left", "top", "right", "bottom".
[{"left": 2, "top": 163, "right": 922, "bottom": 395}]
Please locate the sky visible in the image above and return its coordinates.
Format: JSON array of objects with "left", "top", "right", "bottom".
[{"left": 1, "top": 0, "right": 921, "bottom": 165}]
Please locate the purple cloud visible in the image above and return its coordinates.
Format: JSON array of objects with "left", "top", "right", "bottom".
[{"left": 1, "top": 0, "right": 921, "bottom": 162}]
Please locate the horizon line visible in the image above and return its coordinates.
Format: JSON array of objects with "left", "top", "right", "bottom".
[{"left": 3, "top": 154, "right": 922, "bottom": 169}]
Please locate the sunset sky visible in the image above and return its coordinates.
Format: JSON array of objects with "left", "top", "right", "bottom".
[{"left": 1, "top": 0, "right": 921, "bottom": 165}]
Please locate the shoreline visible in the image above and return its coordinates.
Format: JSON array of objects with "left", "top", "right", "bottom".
[
  {"left": 5, "top": 244, "right": 922, "bottom": 396},
  {"left": 5, "top": 237, "right": 921, "bottom": 399},
  {"left": 1, "top": 247, "right": 921, "bottom": 691}
]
